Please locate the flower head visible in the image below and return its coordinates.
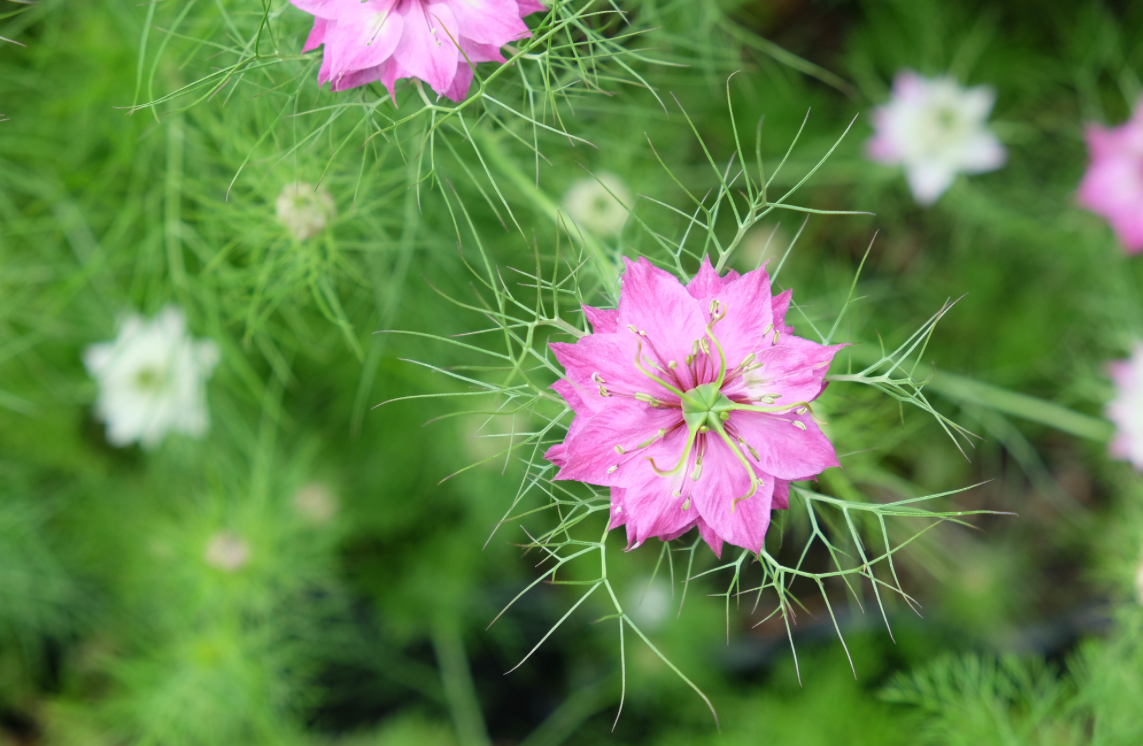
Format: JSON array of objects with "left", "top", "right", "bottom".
[
  {"left": 544, "top": 258, "right": 843, "bottom": 557},
  {"left": 867, "top": 71, "right": 1006, "bottom": 205},
  {"left": 1078, "top": 100, "right": 1143, "bottom": 253},
  {"left": 1107, "top": 343, "right": 1143, "bottom": 470},
  {"left": 276, "top": 182, "right": 336, "bottom": 241},
  {"left": 83, "top": 306, "right": 220, "bottom": 449},
  {"left": 291, "top": 0, "right": 546, "bottom": 101},
  {"left": 562, "top": 172, "right": 632, "bottom": 237}
]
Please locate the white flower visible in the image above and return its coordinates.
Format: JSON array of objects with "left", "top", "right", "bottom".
[
  {"left": 204, "top": 531, "right": 251, "bottom": 572},
  {"left": 562, "top": 172, "right": 632, "bottom": 236},
  {"left": 83, "top": 306, "right": 220, "bottom": 448},
  {"left": 276, "top": 182, "right": 336, "bottom": 241},
  {"left": 1108, "top": 343, "right": 1143, "bottom": 470},
  {"left": 867, "top": 71, "right": 1006, "bottom": 205},
  {"left": 292, "top": 483, "right": 338, "bottom": 525}
]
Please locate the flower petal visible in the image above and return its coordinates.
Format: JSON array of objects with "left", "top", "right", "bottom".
[
  {"left": 326, "top": 2, "right": 403, "bottom": 77},
  {"left": 303, "top": 17, "right": 329, "bottom": 52},
  {"left": 393, "top": 0, "right": 460, "bottom": 95},
  {"left": 443, "top": 0, "right": 531, "bottom": 45},
  {"left": 618, "top": 479, "right": 698, "bottom": 550},
  {"left": 617, "top": 257, "right": 708, "bottom": 367},
  {"left": 685, "top": 255, "right": 728, "bottom": 299},
  {"left": 734, "top": 335, "right": 843, "bottom": 405},
  {"left": 728, "top": 410, "right": 840, "bottom": 480},
  {"left": 583, "top": 305, "right": 619, "bottom": 334},
  {"left": 690, "top": 436, "right": 775, "bottom": 554},
  {"left": 552, "top": 399, "right": 685, "bottom": 486}
]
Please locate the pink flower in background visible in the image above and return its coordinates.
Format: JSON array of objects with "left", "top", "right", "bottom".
[
  {"left": 544, "top": 257, "right": 843, "bottom": 557},
  {"left": 1078, "top": 101, "right": 1143, "bottom": 253},
  {"left": 867, "top": 71, "right": 1006, "bottom": 205},
  {"left": 291, "top": 0, "right": 546, "bottom": 100},
  {"left": 1107, "top": 344, "right": 1143, "bottom": 470}
]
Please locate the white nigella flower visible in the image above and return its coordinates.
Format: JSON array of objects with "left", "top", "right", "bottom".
[
  {"left": 1108, "top": 343, "right": 1143, "bottom": 471},
  {"left": 204, "top": 531, "right": 251, "bottom": 572},
  {"left": 276, "top": 181, "right": 336, "bottom": 241},
  {"left": 83, "top": 306, "right": 220, "bottom": 449},
  {"left": 562, "top": 172, "right": 632, "bottom": 237},
  {"left": 866, "top": 71, "right": 1006, "bottom": 205}
]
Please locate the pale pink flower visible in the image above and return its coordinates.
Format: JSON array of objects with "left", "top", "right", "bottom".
[
  {"left": 291, "top": 0, "right": 546, "bottom": 101},
  {"left": 1078, "top": 100, "right": 1143, "bottom": 253},
  {"left": 544, "top": 258, "right": 843, "bottom": 557},
  {"left": 867, "top": 71, "right": 1006, "bottom": 205},
  {"left": 1107, "top": 344, "right": 1143, "bottom": 470}
]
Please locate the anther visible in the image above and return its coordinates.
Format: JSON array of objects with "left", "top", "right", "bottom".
[
  {"left": 598, "top": 385, "right": 610, "bottom": 397},
  {"left": 682, "top": 498, "right": 691, "bottom": 510},
  {"left": 796, "top": 407, "right": 808, "bottom": 415},
  {"left": 691, "top": 463, "right": 703, "bottom": 481},
  {"left": 685, "top": 354, "right": 694, "bottom": 366},
  {"left": 740, "top": 353, "right": 756, "bottom": 367},
  {"left": 708, "top": 299, "right": 720, "bottom": 314},
  {"left": 792, "top": 420, "right": 806, "bottom": 431},
  {"left": 699, "top": 338, "right": 711, "bottom": 355},
  {"left": 614, "top": 445, "right": 626, "bottom": 455},
  {"left": 719, "top": 411, "right": 730, "bottom": 421},
  {"left": 668, "top": 361, "right": 678, "bottom": 369},
  {"left": 607, "top": 465, "right": 619, "bottom": 474},
  {"left": 772, "top": 329, "right": 781, "bottom": 345},
  {"left": 591, "top": 372, "right": 606, "bottom": 384},
  {"left": 634, "top": 393, "right": 662, "bottom": 407},
  {"left": 627, "top": 324, "right": 638, "bottom": 334},
  {"left": 671, "top": 490, "right": 682, "bottom": 498}
]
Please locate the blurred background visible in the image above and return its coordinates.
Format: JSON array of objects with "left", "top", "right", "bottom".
[{"left": 3, "top": 0, "right": 1143, "bottom": 743}]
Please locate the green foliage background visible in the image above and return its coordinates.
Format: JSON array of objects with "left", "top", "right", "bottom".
[{"left": 2, "top": 0, "right": 1143, "bottom": 744}]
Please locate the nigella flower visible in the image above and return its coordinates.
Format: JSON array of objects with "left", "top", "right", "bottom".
[
  {"left": 1107, "top": 343, "right": 1143, "bottom": 470},
  {"left": 544, "top": 258, "right": 843, "bottom": 556},
  {"left": 867, "top": 71, "right": 1006, "bottom": 205},
  {"left": 276, "top": 182, "right": 336, "bottom": 242},
  {"left": 562, "top": 172, "right": 632, "bottom": 237},
  {"left": 1078, "top": 100, "right": 1143, "bottom": 253},
  {"left": 83, "top": 306, "right": 220, "bottom": 449},
  {"left": 291, "top": 0, "right": 546, "bottom": 100}
]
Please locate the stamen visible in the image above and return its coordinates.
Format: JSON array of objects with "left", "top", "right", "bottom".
[
  {"left": 614, "top": 445, "right": 626, "bottom": 455},
  {"left": 793, "top": 420, "right": 807, "bottom": 431},
  {"left": 597, "top": 385, "right": 610, "bottom": 397},
  {"left": 682, "top": 498, "right": 691, "bottom": 510},
  {"left": 668, "top": 360, "right": 678, "bottom": 370},
  {"left": 635, "top": 428, "right": 667, "bottom": 449},
  {"left": 691, "top": 462, "right": 703, "bottom": 481},
  {"left": 591, "top": 372, "right": 606, "bottom": 384},
  {"left": 634, "top": 393, "right": 663, "bottom": 407},
  {"left": 607, "top": 465, "right": 618, "bottom": 474}
]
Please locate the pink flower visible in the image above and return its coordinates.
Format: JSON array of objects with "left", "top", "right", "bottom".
[
  {"left": 291, "top": 0, "right": 546, "bottom": 100},
  {"left": 1078, "top": 100, "right": 1143, "bottom": 253},
  {"left": 867, "top": 71, "right": 1006, "bottom": 205},
  {"left": 544, "top": 258, "right": 844, "bottom": 557},
  {"left": 1107, "top": 344, "right": 1143, "bottom": 469}
]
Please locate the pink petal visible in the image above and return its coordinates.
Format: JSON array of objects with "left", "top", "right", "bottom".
[
  {"left": 617, "top": 257, "right": 709, "bottom": 368},
  {"left": 291, "top": 0, "right": 342, "bottom": 20},
  {"left": 696, "top": 516, "right": 724, "bottom": 558},
  {"left": 442, "top": 0, "right": 531, "bottom": 46},
  {"left": 458, "top": 39, "right": 507, "bottom": 63},
  {"left": 771, "top": 289, "right": 794, "bottom": 334},
  {"left": 702, "top": 263, "right": 776, "bottom": 366},
  {"left": 619, "top": 479, "right": 699, "bottom": 550},
  {"left": 303, "top": 17, "right": 329, "bottom": 52},
  {"left": 550, "top": 334, "right": 677, "bottom": 404},
  {"left": 728, "top": 410, "right": 840, "bottom": 480},
  {"left": 443, "top": 60, "right": 474, "bottom": 101},
  {"left": 551, "top": 378, "right": 597, "bottom": 415},
  {"left": 772, "top": 479, "right": 790, "bottom": 510},
  {"left": 583, "top": 305, "right": 619, "bottom": 334},
  {"left": 393, "top": 0, "right": 460, "bottom": 96},
  {"left": 730, "top": 335, "right": 843, "bottom": 404},
  {"left": 685, "top": 255, "right": 728, "bottom": 299},
  {"left": 515, "top": 0, "right": 548, "bottom": 16},
  {"left": 326, "top": 2, "right": 404, "bottom": 79},
  {"left": 552, "top": 399, "right": 685, "bottom": 486},
  {"left": 689, "top": 436, "right": 775, "bottom": 554}
]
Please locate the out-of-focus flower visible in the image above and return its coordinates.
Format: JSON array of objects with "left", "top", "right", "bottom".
[
  {"left": 83, "top": 307, "right": 219, "bottom": 449},
  {"left": 276, "top": 182, "right": 336, "bottom": 241},
  {"left": 204, "top": 531, "right": 251, "bottom": 572},
  {"left": 544, "top": 257, "right": 842, "bottom": 557},
  {"left": 293, "top": 483, "right": 339, "bottom": 525},
  {"left": 627, "top": 576, "right": 672, "bottom": 632},
  {"left": 291, "top": 0, "right": 546, "bottom": 101},
  {"left": 1107, "top": 344, "right": 1143, "bottom": 470},
  {"left": 867, "top": 71, "right": 1006, "bottom": 205},
  {"left": 562, "top": 172, "right": 632, "bottom": 237},
  {"left": 1078, "top": 100, "right": 1143, "bottom": 253}
]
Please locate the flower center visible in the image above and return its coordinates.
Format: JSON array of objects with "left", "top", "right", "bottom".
[
  {"left": 679, "top": 382, "right": 734, "bottom": 433},
  {"left": 133, "top": 366, "right": 170, "bottom": 392}
]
